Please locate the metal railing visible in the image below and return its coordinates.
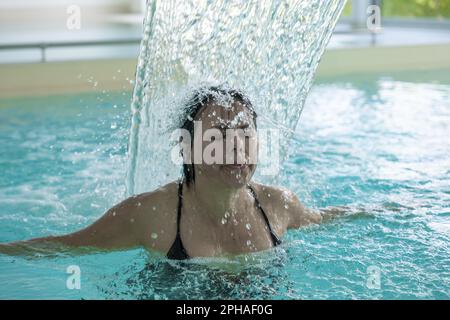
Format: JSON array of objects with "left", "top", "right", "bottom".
[{"left": 0, "top": 38, "right": 141, "bottom": 63}]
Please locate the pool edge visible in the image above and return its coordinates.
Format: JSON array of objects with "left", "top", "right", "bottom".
[{"left": 1, "top": 44, "right": 450, "bottom": 99}]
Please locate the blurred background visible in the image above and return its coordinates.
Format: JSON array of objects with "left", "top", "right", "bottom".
[
  {"left": 0, "top": 0, "right": 449, "bottom": 62},
  {"left": 0, "top": 0, "right": 449, "bottom": 96}
]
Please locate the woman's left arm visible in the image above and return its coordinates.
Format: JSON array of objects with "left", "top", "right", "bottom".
[
  {"left": 318, "top": 206, "right": 349, "bottom": 222},
  {"left": 286, "top": 192, "right": 349, "bottom": 228}
]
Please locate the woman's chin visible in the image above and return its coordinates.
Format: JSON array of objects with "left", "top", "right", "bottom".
[{"left": 219, "top": 164, "right": 251, "bottom": 188}]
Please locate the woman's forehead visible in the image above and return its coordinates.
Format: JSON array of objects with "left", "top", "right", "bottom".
[{"left": 197, "top": 100, "right": 254, "bottom": 128}]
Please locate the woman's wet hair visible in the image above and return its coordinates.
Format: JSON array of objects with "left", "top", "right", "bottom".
[{"left": 180, "top": 86, "right": 257, "bottom": 187}]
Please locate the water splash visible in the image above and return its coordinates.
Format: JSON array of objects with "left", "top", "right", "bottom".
[{"left": 127, "top": 0, "right": 346, "bottom": 195}]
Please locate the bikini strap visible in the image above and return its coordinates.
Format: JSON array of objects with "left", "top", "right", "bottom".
[
  {"left": 247, "top": 184, "right": 282, "bottom": 246},
  {"left": 177, "top": 180, "right": 183, "bottom": 229},
  {"left": 166, "top": 180, "right": 190, "bottom": 260}
]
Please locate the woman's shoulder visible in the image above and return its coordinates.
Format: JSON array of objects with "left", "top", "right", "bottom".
[
  {"left": 249, "top": 182, "right": 298, "bottom": 204},
  {"left": 249, "top": 182, "right": 298, "bottom": 230},
  {"left": 128, "top": 181, "right": 181, "bottom": 252},
  {"left": 250, "top": 182, "right": 323, "bottom": 228},
  {"left": 130, "top": 180, "right": 181, "bottom": 222},
  {"left": 135, "top": 180, "right": 180, "bottom": 203}
]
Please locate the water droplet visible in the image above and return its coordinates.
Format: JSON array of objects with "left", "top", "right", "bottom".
[
  {"left": 246, "top": 223, "right": 251, "bottom": 230},
  {"left": 111, "top": 122, "right": 117, "bottom": 129},
  {"left": 284, "top": 204, "right": 289, "bottom": 209},
  {"left": 151, "top": 232, "right": 158, "bottom": 239},
  {"left": 221, "top": 218, "right": 227, "bottom": 225},
  {"left": 136, "top": 202, "right": 142, "bottom": 207},
  {"left": 246, "top": 240, "right": 252, "bottom": 246},
  {"left": 152, "top": 206, "right": 156, "bottom": 211},
  {"left": 130, "top": 218, "right": 135, "bottom": 223},
  {"left": 112, "top": 211, "right": 116, "bottom": 216},
  {"left": 267, "top": 193, "right": 271, "bottom": 198}
]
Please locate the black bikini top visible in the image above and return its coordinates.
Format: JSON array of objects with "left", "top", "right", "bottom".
[{"left": 166, "top": 181, "right": 282, "bottom": 260}]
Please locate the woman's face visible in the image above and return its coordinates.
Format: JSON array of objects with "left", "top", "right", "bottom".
[{"left": 190, "top": 99, "right": 258, "bottom": 188}]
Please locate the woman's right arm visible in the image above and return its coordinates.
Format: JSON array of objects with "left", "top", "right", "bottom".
[{"left": 0, "top": 197, "right": 144, "bottom": 257}]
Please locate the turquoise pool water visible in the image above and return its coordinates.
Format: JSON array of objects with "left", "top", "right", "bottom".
[{"left": 0, "top": 70, "right": 449, "bottom": 299}]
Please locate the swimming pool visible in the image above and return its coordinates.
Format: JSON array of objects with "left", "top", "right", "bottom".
[{"left": 0, "top": 69, "right": 449, "bottom": 299}]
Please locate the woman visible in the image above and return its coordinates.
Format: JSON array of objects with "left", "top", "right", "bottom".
[{"left": 0, "top": 86, "right": 343, "bottom": 259}]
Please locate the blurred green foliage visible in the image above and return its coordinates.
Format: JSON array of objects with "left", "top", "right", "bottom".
[
  {"left": 382, "top": 0, "right": 450, "bottom": 18},
  {"left": 342, "top": 0, "right": 450, "bottom": 18},
  {"left": 342, "top": 0, "right": 352, "bottom": 16}
]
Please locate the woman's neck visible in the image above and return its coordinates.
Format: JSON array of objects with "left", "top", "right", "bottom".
[{"left": 185, "top": 177, "right": 248, "bottom": 225}]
